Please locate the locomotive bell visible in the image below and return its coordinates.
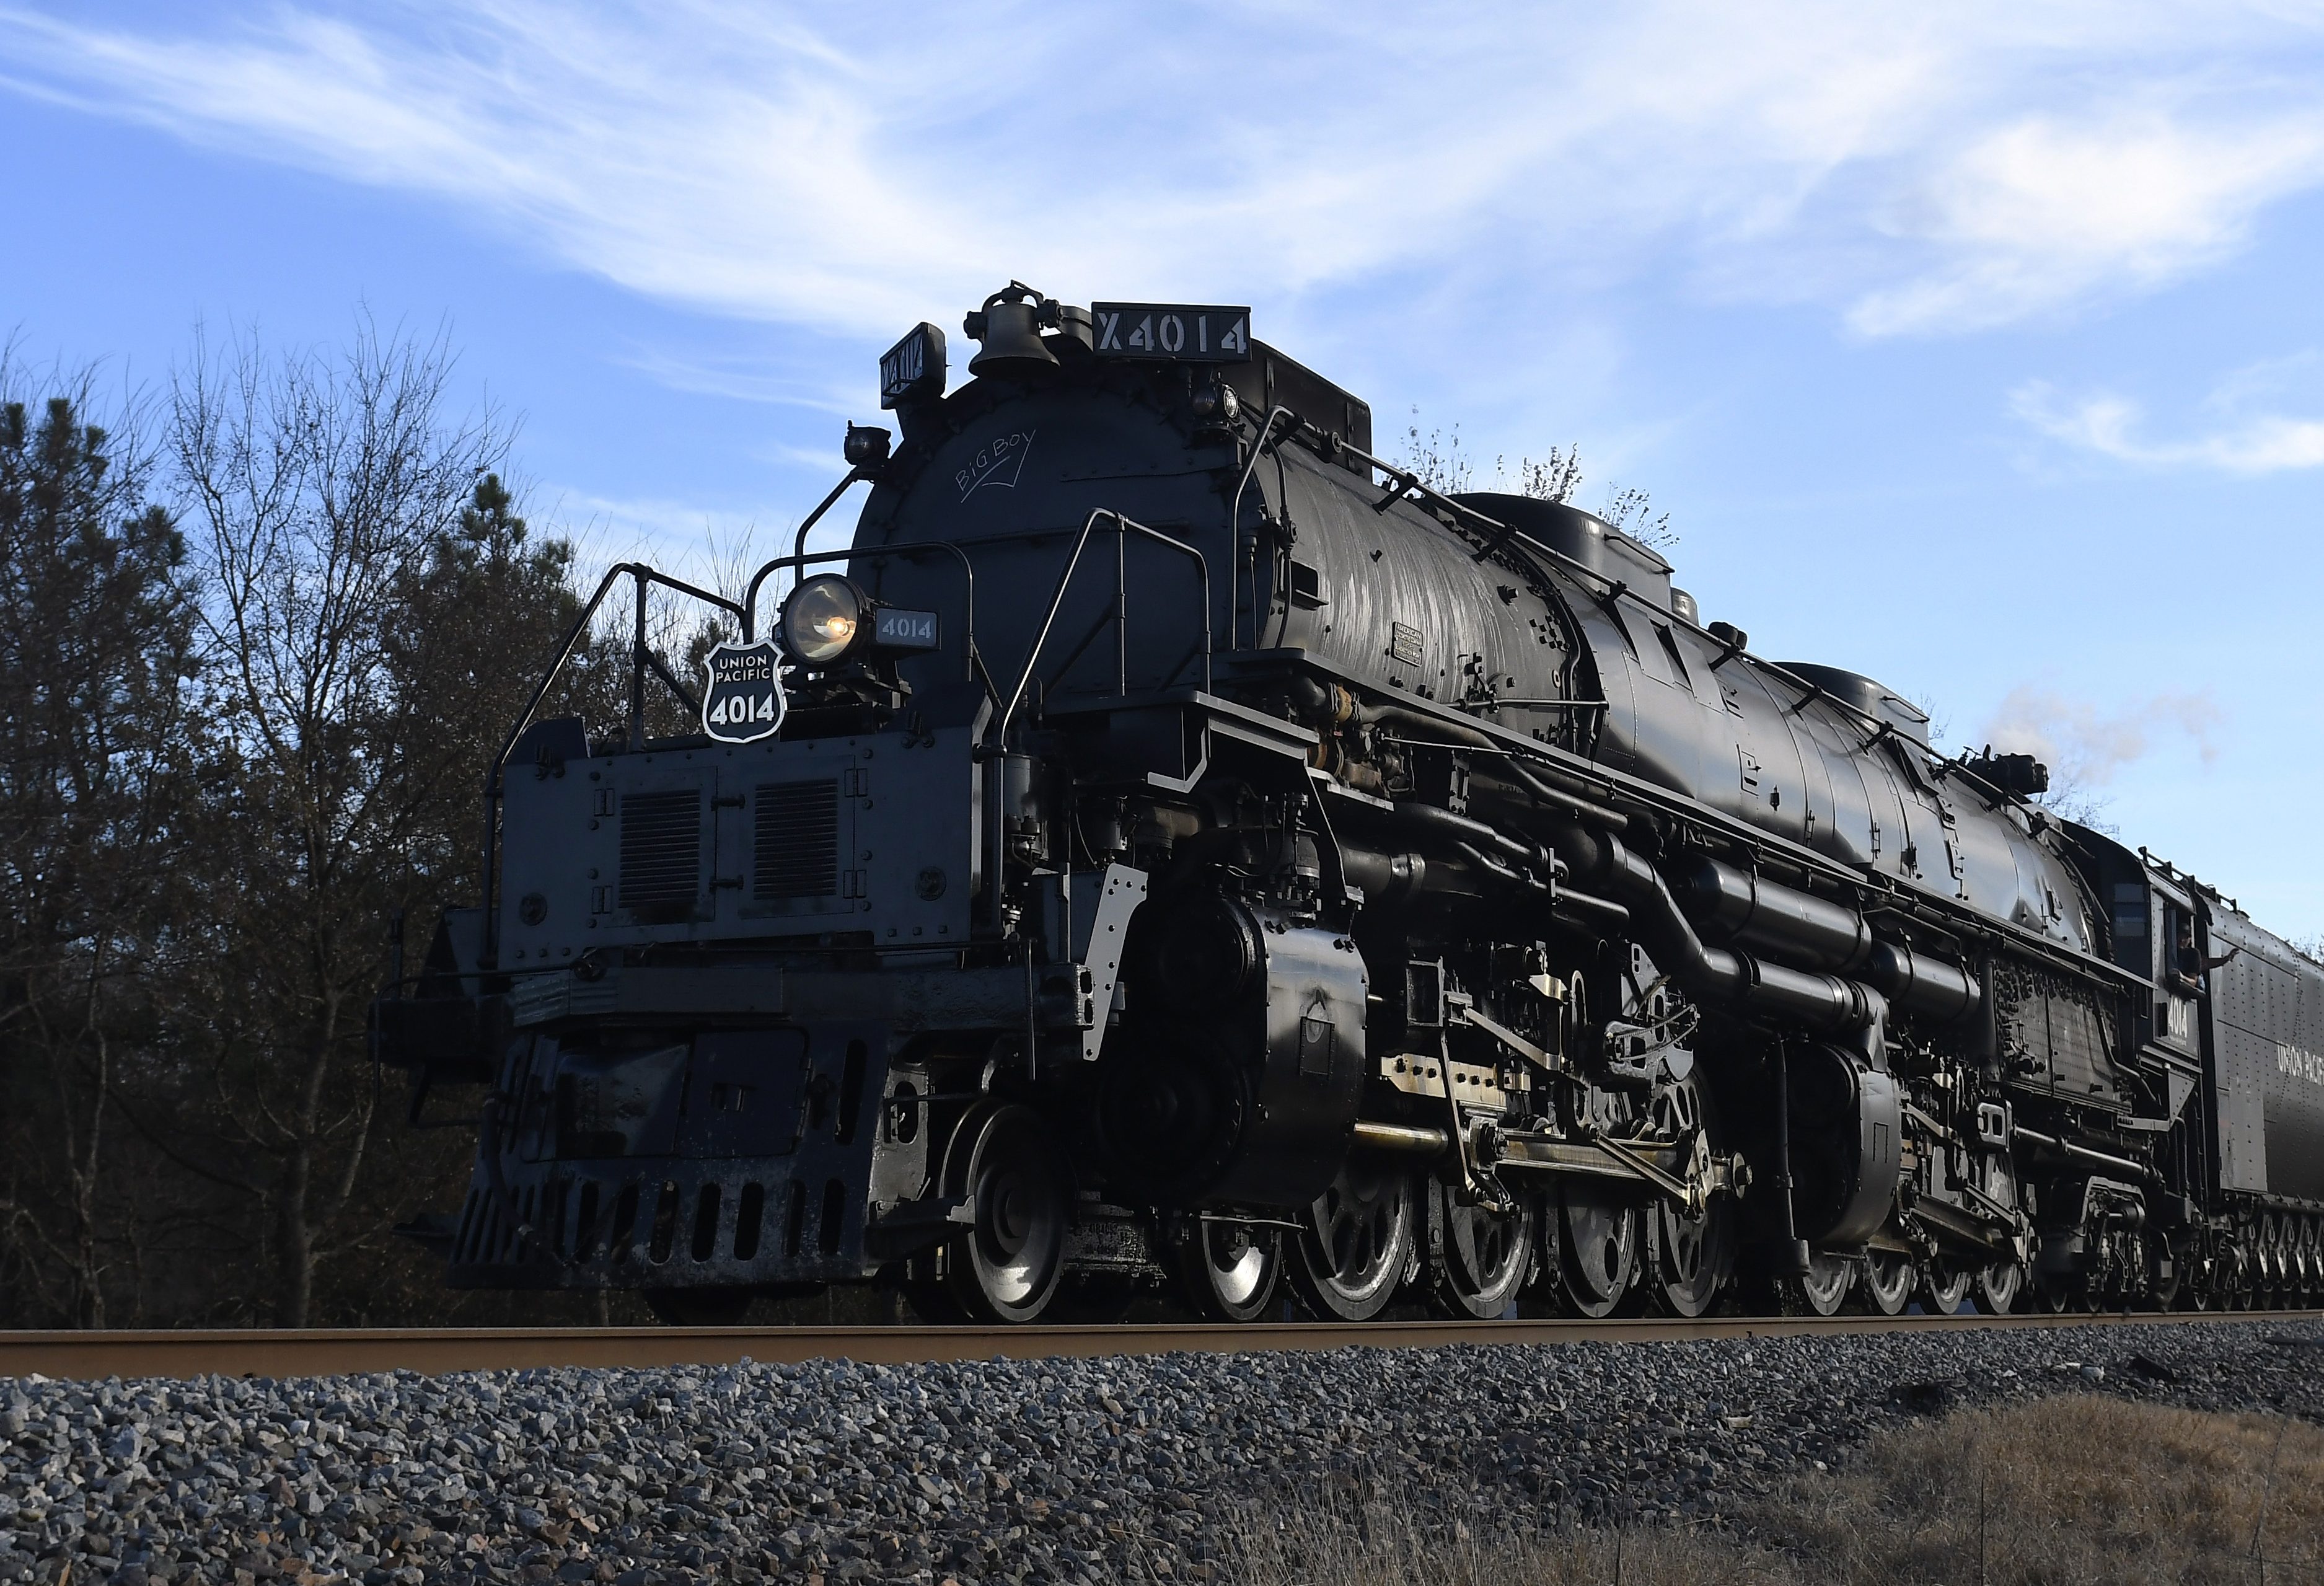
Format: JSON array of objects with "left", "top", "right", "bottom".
[{"left": 965, "top": 293, "right": 1057, "bottom": 376}]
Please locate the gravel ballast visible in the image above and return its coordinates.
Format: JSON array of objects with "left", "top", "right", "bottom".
[{"left": 6, "top": 1318, "right": 2323, "bottom": 1585}]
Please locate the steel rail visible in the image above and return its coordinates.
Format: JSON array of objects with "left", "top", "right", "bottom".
[{"left": 4, "top": 1310, "right": 2316, "bottom": 1382}]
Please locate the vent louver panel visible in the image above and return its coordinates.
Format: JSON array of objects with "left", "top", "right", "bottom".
[
  {"left": 618, "top": 789, "right": 703, "bottom": 911},
  {"left": 755, "top": 780, "right": 838, "bottom": 899}
]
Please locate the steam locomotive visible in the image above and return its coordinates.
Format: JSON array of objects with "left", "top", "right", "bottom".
[{"left": 376, "top": 283, "right": 2324, "bottom": 1325}]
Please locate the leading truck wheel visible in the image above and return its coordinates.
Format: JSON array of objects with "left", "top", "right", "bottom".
[
  {"left": 941, "top": 1104, "right": 1070, "bottom": 1324},
  {"left": 1293, "top": 1159, "right": 1415, "bottom": 1321}
]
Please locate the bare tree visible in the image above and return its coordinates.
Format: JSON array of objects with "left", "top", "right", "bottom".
[
  {"left": 1596, "top": 482, "right": 1675, "bottom": 550},
  {"left": 1513, "top": 447, "right": 1583, "bottom": 505},
  {"left": 1400, "top": 410, "right": 1476, "bottom": 494},
  {"left": 161, "top": 319, "right": 508, "bottom": 1325},
  {"left": 1402, "top": 411, "right": 1679, "bottom": 550}
]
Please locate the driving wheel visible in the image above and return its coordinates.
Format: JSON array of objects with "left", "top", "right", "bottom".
[
  {"left": 1859, "top": 1249, "right": 1912, "bottom": 1316},
  {"left": 941, "top": 1104, "right": 1070, "bottom": 1323},
  {"left": 1292, "top": 1158, "right": 1415, "bottom": 1321},
  {"left": 1917, "top": 1258, "right": 1973, "bottom": 1316},
  {"left": 1642, "top": 1069, "right": 1733, "bottom": 1318},
  {"left": 1976, "top": 1258, "right": 2023, "bottom": 1315},
  {"left": 1430, "top": 1182, "right": 1534, "bottom": 1319},
  {"left": 1177, "top": 1220, "right": 1283, "bottom": 1323},
  {"left": 1772, "top": 1249, "right": 1854, "bottom": 1316},
  {"left": 1556, "top": 1184, "right": 1641, "bottom": 1318}
]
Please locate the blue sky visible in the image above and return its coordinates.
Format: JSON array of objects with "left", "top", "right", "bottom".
[{"left": 4, "top": 1, "right": 2322, "bottom": 938}]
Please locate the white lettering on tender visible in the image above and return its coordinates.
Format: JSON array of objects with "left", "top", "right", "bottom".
[{"left": 2278, "top": 1043, "right": 2324, "bottom": 1085}]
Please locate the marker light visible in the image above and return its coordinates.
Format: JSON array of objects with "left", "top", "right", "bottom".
[{"left": 780, "top": 575, "right": 868, "bottom": 667}]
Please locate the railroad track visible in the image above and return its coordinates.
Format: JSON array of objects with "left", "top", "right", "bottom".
[{"left": 5, "top": 1308, "right": 2318, "bottom": 1381}]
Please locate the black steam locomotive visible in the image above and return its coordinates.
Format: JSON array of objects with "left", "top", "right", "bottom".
[{"left": 376, "top": 283, "right": 2324, "bottom": 1325}]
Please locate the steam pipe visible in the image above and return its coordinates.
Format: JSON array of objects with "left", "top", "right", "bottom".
[
  {"left": 1391, "top": 798, "right": 1534, "bottom": 863},
  {"left": 1287, "top": 676, "right": 1500, "bottom": 752},
  {"left": 1503, "top": 760, "right": 1631, "bottom": 831},
  {"left": 1352, "top": 1120, "right": 1451, "bottom": 1156},
  {"left": 1287, "top": 675, "right": 1632, "bottom": 830},
  {"left": 1558, "top": 823, "right": 1885, "bottom": 1039},
  {"left": 1670, "top": 852, "right": 1983, "bottom": 1024},
  {"left": 1670, "top": 853, "right": 1873, "bottom": 973},
  {"left": 1863, "top": 940, "right": 1981, "bottom": 1025},
  {"left": 2014, "top": 1126, "right": 2158, "bottom": 1186},
  {"left": 1338, "top": 848, "right": 1430, "bottom": 910},
  {"left": 1552, "top": 886, "right": 1631, "bottom": 932}
]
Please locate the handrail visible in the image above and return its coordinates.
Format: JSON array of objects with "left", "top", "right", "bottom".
[
  {"left": 738, "top": 537, "right": 988, "bottom": 690},
  {"left": 1228, "top": 405, "right": 1297, "bottom": 650},
  {"left": 736, "top": 466, "right": 873, "bottom": 635},
  {"left": 988, "top": 508, "right": 1213, "bottom": 754},
  {"left": 480, "top": 563, "right": 744, "bottom": 967},
  {"left": 977, "top": 506, "right": 1210, "bottom": 936}
]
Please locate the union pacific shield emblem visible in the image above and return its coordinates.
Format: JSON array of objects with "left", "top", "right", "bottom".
[{"left": 700, "top": 638, "right": 786, "bottom": 744}]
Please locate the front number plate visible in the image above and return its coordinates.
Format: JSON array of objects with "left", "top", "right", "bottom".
[{"left": 1091, "top": 303, "right": 1251, "bottom": 362}]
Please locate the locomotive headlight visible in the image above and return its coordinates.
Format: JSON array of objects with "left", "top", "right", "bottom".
[{"left": 780, "top": 575, "right": 868, "bottom": 666}]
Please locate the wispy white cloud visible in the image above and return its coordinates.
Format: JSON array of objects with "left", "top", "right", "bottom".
[
  {"left": 1849, "top": 105, "right": 2324, "bottom": 334},
  {"left": 2010, "top": 361, "right": 2324, "bottom": 472},
  {"left": 609, "top": 345, "right": 859, "bottom": 413},
  {"left": 544, "top": 485, "right": 780, "bottom": 572},
  {"left": 3, "top": 1, "right": 2323, "bottom": 342}
]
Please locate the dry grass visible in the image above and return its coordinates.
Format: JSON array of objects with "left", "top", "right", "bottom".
[{"left": 1229, "top": 1394, "right": 2324, "bottom": 1585}]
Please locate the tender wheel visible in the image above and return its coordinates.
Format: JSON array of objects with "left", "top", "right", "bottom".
[
  {"left": 1975, "top": 1258, "right": 2023, "bottom": 1315},
  {"left": 1292, "top": 1159, "right": 1416, "bottom": 1321},
  {"left": 1917, "top": 1258, "right": 1973, "bottom": 1316},
  {"left": 1177, "top": 1221, "right": 1283, "bottom": 1323},
  {"left": 1430, "top": 1183, "right": 1534, "bottom": 1319},
  {"left": 1859, "top": 1249, "right": 1912, "bottom": 1316},
  {"left": 2178, "top": 1245, "right": 2212, "bottom": 1311},
  {"left": 1772, "top": 1249, "right": 1853, "bottom": 1316},
  {"left": 2223, "top": 1231, "right": 2255, "bottom": 1311},
  {"left": 643, "top": 1287, "right": 755, "bottom": 1327},
  {"left": 941, "top": 1104, "right": 1070, "bottom": 1324},
  {"left": 1643, "top": 1068, "right": 1733, "bottom": 1318},
  {"left": 1556, "top": 1184, "right": 1642, "bottom": 1318}
]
